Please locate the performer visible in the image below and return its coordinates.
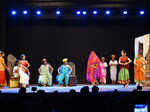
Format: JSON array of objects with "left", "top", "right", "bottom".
[
  {"left": 18, "top": 61, "right": 29, "bottom": 88},
  {"left": 56, "top": 58, "right": 72, "bottom": 86},
  {"left": 38, "top": 58, "right": 54, "bottom": 87},
  {"left": 12, "top": 60, "right": 20, "bottom": 78},
  {"left": 118, "top": 50, "right": 132, "bottom": 87},
  {"left": 0, "top": 51, "right": 8, "bottom": 87},
  {"left": 19, "top": 54, "right": 30, "bottom": 75},
  {"left": 86, "top": 51, "right": 104, "bottom": 85},
  {"left": 134, "top": 53, "right": 147, "bottom": 86},
  {"left": 101, "top": 57, "right": 108, "bottom": 84},
  {"left": 109, "top": 55, "right": 118, "bottom": 84}
]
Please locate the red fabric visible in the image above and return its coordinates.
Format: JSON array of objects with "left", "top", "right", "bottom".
[
  {"left": 120, "top": 56, "right": 129, "bottom": 69},
  {"left": 21, "top": 60, "right": 28, "bottom": 67},
  {"left": 0, "top": 71, "right": 7, "bottom": 86},
  {"left": 86, "top": 51, "right": 104, "bottom": 83},
  {"left": 20, "top": 60, "right": 29, "bottom": 74}
]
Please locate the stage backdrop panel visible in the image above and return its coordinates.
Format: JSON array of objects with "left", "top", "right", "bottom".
[{"left": 6, "top": 23, "right": 150, "bottom": 84}]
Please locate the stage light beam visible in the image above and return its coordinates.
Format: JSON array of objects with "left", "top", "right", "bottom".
[
  {"left": 82, "top": 11, "right": 87, "bottom": 15},
  {"left": 123, "top": 10, "right": 128, "bottom": 15},
  {"left": 36, "top": 10, "right": 42, "bottom": 16},
  {"left": 11, "top": 10, "right": 17, "bottom": 16},
  {"left": 76, "top": 11, "right": 81, "bottom": 15},
  {"left": 105, "top": 10, "right": 111, "bottom": 15},
  {"left": 22, "top": 10, "right": 28, "bottom": 15},
  {"left": 56, "top": 10, "right": 61, "bottom": 15},
  {"left": 93, "top": 10, "right": 98, "bottom": 15},
  {"left": 139, "top": 10, "right": 145, "bottom": 15}
]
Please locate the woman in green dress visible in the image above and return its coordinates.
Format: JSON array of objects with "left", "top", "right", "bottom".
[
  {"left": 118, "top": 50, "right": 132, "bottom": 87},
  {"left": 38, "top": 58, "right": 54, "bottom": 87}
]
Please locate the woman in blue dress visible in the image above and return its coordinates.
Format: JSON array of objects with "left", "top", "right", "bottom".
[{"left": 56, "top": 58, "right": 72, "bottom": 86}]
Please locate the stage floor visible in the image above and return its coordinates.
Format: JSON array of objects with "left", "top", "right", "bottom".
[{"left": 0, "top": 84, "right": 150, "bottom": 93}]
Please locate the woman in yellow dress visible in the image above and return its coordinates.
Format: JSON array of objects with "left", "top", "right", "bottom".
[{"left": 134, "top": 53, "right": 147, "bottom": 86}]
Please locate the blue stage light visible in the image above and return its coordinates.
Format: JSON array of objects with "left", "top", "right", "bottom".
[
  {"left": 82, "top": 11, "right": 87, "bottom": 15},
  {"left": 56, "top": 10, "right": 61, "bottom": 15},
  {"left": 11, "top": 10, "right": 17, "bottom": 16},
  {"left": 139, "top": 10, "right": 145, "bottom": 15},
  {"left": 123, "top": 10, "right": 128, "bottom": 15},
  {"left": 22, "top": 10, "right": 28, "bottom": 15},
  {"left": 36, "top": 10, "right": 42, "bottom": 16},
  {"left": 92, "top": 10, "right": 98, "bottom": 15},
  {"left": 76, "top": 11, "right": 81, "bottom": 15},
  {"left": 105, "top": 10, "right": 111, "bottom": 15}
]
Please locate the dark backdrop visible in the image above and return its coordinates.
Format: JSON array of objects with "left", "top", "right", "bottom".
[{"left": 5, "top": 21, "right": 150, "bottom": 84}]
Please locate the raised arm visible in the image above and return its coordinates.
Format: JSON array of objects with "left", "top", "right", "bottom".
[
  {"left": 127, "top": 58, "right": 132, "bottom": 64},
  {"left": 49, "top": 64, "right": 54, "bottom": 73},
  {"left": 68, "top": 65, "right": 72, "bottom": 74},
  {"left": 38, "top": 66, "right": 41, "bottom": 74}
]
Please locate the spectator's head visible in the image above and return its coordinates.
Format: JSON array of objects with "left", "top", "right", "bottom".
[
  {"left": 80, "top": 86, "right": 89, "bottom": 94},
  {"left": 69, "top": 89, "right": 76, "bottom": 94},
  {"left": 113, "top": 89, "right": 119, "bottom": 96},
  {"left": 37, "top": 90, "right": 45, "bottom": 94},
  {"left": 53, "top": 90, "right": 58, "bottom": 95},
  {"left": 92, "top": 86, "right": 99, "bottom": 93},
  {"left": 19, "top": 87, "right": 26, "bottom": 94}
]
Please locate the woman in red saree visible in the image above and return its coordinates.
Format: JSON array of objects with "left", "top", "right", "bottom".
[{"left": 86, "top": 51, "right": 104, "bottom": 85}]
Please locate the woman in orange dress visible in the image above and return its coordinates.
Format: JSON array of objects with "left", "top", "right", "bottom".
[
  {"left": 0, "top": 51, "right": 8, "bottom": 87},
  {"left": 134, "top": 53, "right": 147, "bottom": 86}
]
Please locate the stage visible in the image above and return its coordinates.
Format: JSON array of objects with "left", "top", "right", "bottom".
[{"left": 1, "top": 84, "right": 150, "bottom": 93}]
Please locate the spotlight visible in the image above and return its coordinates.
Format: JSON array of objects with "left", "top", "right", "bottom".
[
  {"left": 123, "top": 10, "right": 128, "bottom": 15},
  {"left": 36, "top": 10, "right": 42, "bottom": 16},
  {"left": 76, "top": 11, "right": 81, "bottom": 15},
  {"left": 11, "top": 10, "right": 17, "bottom": 16},
  {"left": 22, "top": 10, "right": 28, "bottom": 15},
  {"left": 105, "top": 10, "right": 111, "bottom": 15},
  {"left": 82, "top": 11, "right": 87, "bottom": 15},
  {"left": 56, "top": 10, "right": 61, "bottom": 15},
  {"left": 139, "top": 10, "right": 145, "bottom": 15},
  {"left": 92, "top": 10, "right": 98, "bottom": 15}
]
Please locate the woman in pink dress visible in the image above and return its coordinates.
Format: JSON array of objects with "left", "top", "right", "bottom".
[{"left": 86, "top": 51, "right": 105, "bottom": 85}]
